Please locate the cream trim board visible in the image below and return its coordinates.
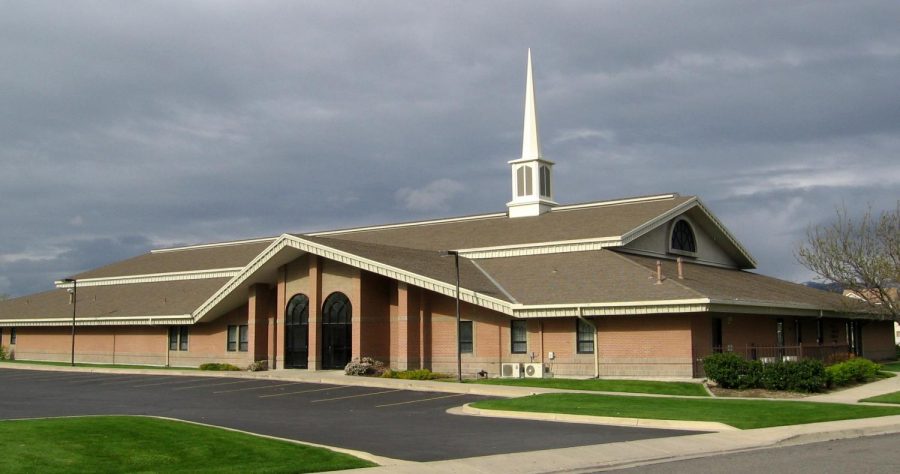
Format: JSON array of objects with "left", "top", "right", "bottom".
[
  {"left": 151, "top": 237, "right": 277, "bottom": 254},
  {"left": 457, "top": 236, "right": 621, "bottom": 259},
  {"left": 0, "top": 314, "right": 193, "bottom": 327},
  {"left": 308, "top": 213, "right": 507, "bottom": 237},
  {"left": 54, "top": 268, "right": 242, "bottom": 288},
  {"left": 552, "top": 193, "right": 678, "bottom": 212}
]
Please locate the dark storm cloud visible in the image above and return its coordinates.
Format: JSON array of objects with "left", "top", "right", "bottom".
[{"left": 2, "top": 1, "right": 899, "bottom": 296}]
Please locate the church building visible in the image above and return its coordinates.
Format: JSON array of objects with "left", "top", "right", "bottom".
[{"left": 0, "top": 52, "right": 894, "bottom": 377}]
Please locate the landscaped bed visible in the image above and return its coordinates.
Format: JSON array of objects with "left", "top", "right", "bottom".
[
  {"left": 470, "top": 377, "right": 709, "bottom": 397},
  {"left": 0, "top": 416, "right": 375, "bottom": 473},
  {"left": 470, "top": 393, "right": 900, "bottom": 429}
]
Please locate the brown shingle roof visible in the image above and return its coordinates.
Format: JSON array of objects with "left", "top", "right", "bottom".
[
  {"left": 0, "top": 278, "right": 230, "bottom": 321},
  {"left": 311, "top": 195, "right": 693, "bottom": 251},
  {"left": 72, "top": 240, "right": 273, "bottom": 279}
]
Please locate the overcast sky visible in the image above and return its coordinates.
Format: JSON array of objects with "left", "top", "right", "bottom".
[{"left": 2, "top": 1, "right": 899, "bottom": 297}]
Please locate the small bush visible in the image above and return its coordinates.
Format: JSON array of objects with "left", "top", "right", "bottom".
[
  {"left": 786, "top": 359, "right": 828, "bottom": 393},
  {"left": 760, "top": 362, "right": 790, "bottom": 391},
  {"left": 199, "top": 363, "right": 242, "bottom": 371},
  {"left": 705, "top": 353, "right": 827, "bottom": 393},
  {"left": 344, "top": 357, "right": 385, "bottom": 376},
  {"left": 0, "top": 345, "right": 7, "bottom": 360},
  {"left": 247, "top": 360, "right": 268, "bottom": 372},
  {"left": 826, "top": 357, "right": 880, "bottom": 387},
  {"left": 703, "top": 352, "right": 748, "bottom": 389},
  {"left": 381, "top": 368, "right": 445, "bottom": 380}
]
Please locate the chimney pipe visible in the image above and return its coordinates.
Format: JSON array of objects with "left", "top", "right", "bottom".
[
  {"left": 677, "top": 257, "right": 684, "bottom": 279},
  {"left": 656, "top": 260, "right": 663, "bottom": 284}
]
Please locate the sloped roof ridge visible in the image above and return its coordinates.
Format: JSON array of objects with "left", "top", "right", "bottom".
[
  {"left": 151, "top": 236, "right": 277, "bottom": 254},
  {"left": 307, "top": 193, "right": 684, "bottom": 237},
  {"left": 607, "top": 249, "right": 706, "bottom": 299}
]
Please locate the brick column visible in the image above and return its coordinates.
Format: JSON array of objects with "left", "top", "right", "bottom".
[
  {"left": 274, "top": 265, "right": 286, "bottom": 369},
  {"left": 307, "top": 255, "right": 323, "bottom": 370},
  {"left": 394, "top": 282, "right": 410, "bottom": 370}
]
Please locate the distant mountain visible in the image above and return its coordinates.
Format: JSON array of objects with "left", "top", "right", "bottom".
[{"left": 803, "top": 281, "right": 844, "bottom": 293}]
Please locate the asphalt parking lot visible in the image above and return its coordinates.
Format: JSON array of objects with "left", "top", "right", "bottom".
[{"left": 0, "top": 368, "right": 696, "bottom": 461}]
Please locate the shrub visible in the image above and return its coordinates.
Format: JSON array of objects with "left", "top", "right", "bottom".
[
  {"left": 381, "top": 369, "right": 445, "bottom": 380},
  {"left": 785, "top": 359, "right": 828, "bottom": 393},
  {"left": 703, "top": 352, "right": 753, "bottom": 389},
  {"left": 199, "top": 363, "right": 242, "bottom": 371},
  {"left": 0, "top": 345, "right": 6, "bottom": 360},
  {"left": 895, "top": 344, "right": 900, "bottom": 360},
  {"left": 344, "top": 357, "right": 385, "bottom": 376},
  {"left": 826, "top": 357, "right": 880, "bottom": 387},
  {"left": 247, "top": 360, "right": 268, "bottom": 372},
  {"left": 760, "top": 362, "right": 790, "bottom": 391}
]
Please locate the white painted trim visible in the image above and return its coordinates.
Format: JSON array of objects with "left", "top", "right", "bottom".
[
  {"left": 0, "top": 314, "right": 193, "bottom": 327},
  {"left": 308, "top": 213, "right": 507, "bottom": 237},
  {"left": 457, "top": 236, "right": 621, "bottom": 259},
  {"left": 151, "top": 237, "right": 276, "bottom": 254},
  {"left": 552, "top": 194, "right": 678, "bottom": 212},
  {"left": 619, "top": 197, "right": 698, "bottom": 244},
  {"left": 613, "top": 248, "right": 740, "bottom": 270},
  {"left": 54, "top": 268, "right": 242, "bottom": 288}
]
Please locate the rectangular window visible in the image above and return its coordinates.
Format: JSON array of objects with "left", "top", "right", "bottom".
[
  {"left": 511, "top": 320, "right": 527, "bottom": 354},
  {"left": 238, "top": 325, "right": 248, "bottom": 352},
  {"left": 776, "top": 319, "right": 784, "bottom": 347},
  {"left": 168, "top": 327, "right": 178, "bottom": 351},
  {"left": 459, "top": 321, "right": 473, "bottom": 354},
  {"left": 795, "top": 319, "right": 802, "bottom": 344},
  {"left": 816, "top": 319, "right": 824, "bottom": 345},
  {"left": 179, "top": 326, "right": 189, "bottom": 351},
  {"left": 576, "top": 319, "right": 595, "bottom": 354},
  {"left": 227, "top": 326, "right": 238, "bottom": 352},
  {"left": 712, "top": 318, "right": 723, "bottom": 353},
  {"left": 10, "top": 328, "right": 16, "bottom": 345}
]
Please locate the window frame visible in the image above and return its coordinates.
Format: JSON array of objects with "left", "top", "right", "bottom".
[
  {"left": 510, "top": 320, "right": 527, "bottom": 354},
  {"left": 9, "top": 327, "right": 16, "bottom": 345},
  {"left": 668, "top": 218, "right": 698, "bottom": 256},
  {"left": 168, "top": 327, "right": 179, "bottom": 351},
  {"left": 576, "top": 319, "right": 595, "bottom": 354},
  {"left": 238, "top": 325, "right": 249, "bottom": 352},
  {"left": 179, "top": 326, "right": 189, "bottom": 351},
  {"left": 459, "top": 320, "right": 474, "bottom": 354},
  {"left": 539, "top": 165, "right": 551, "bottom": 197},
  {"left": 227, "top": 325, "right": 238, "bottom": 352}
]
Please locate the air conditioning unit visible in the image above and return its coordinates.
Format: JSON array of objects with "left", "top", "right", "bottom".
[
  {"left": 501, "top": 363, "right": 523, "bottom": 378},
  {"left": 523, "top": 363, "right": 544, "bottom": 378}
]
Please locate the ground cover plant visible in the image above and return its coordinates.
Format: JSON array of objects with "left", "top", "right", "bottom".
[
  {"left": 381, "top": 368, "right": 446, "bottom": 380},
  {"left": 471, "top": 377, "right": 709, "bottom": 397},
  {"left": 861, "top": 391, "right": 900, "bottom": 404},
  {"left": 0, "top": 416, "right": 375, "bottom": 473},
  {"left": 470, "top": 393, "right": 900, "bottom": 429},
  {"left": 0, "top": 359, "right": 197, "bottom": 370},
  {"left": 199, "top": 362, "right": 242, "bottom": 371}
]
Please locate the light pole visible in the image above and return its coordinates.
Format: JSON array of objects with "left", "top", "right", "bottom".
[
  {"left": 441, "top": 250, "right": 462, "bottom": 382},
  {"left": 62, "top": 278, "right": 77, "bottom": 366}
]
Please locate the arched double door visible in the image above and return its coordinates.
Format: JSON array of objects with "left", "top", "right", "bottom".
[
  {"left": 321, "top": 292, "right": 352, "bottom": 370},
  {"left": 284, "top": 292, "right": 352, "bottom": 370}
]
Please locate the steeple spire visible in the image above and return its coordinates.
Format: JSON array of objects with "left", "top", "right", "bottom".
[
  {"left": 522, "top": 48, "right": 542, "bottom": 160},
  {"left": 507, "top": 49, "right": 557, "bottom": 218}
]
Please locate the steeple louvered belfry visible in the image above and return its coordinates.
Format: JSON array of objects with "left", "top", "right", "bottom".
[{"left": 507, "top": 49, "right": 557, "bottom": 218}]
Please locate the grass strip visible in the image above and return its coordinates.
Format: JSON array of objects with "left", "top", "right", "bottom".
[
  {"left": 470, "top": 378, "right": 708, "bottom": 397},
  {"left": 470, "top": 393, "right": 900, "bottom": 429},
  {"left": 0, "top": 359, "right": 197, "bottom": 370},
  {"left": 881, "top": 361, "right": 900, "bottom": 372},
  {"left": 861, "top": 391, "right": 900, "bottom": 405},
  {"left": 0, "top": 416, "right": 375, "bottom": 473}
]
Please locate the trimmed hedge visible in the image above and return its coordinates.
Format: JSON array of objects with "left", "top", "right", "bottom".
[
  {"left": 826, "top": 358, "right": 880, "bottom": 387},
  {"left": 0, "top": 345, "right": 7, "bottom": 360},
  {"left": 381, "top": 369, "right": 446, "bottom": 380},
  {"left": 199, "top": 363, "right": 242, "bottom": 371},
  {"left": 703, "top": 353, "right": 828, "bottom": 393}
]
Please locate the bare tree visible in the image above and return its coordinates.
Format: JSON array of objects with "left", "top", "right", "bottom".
[{"left": 797, "top": 202, "right": 899, "bottom": 321}]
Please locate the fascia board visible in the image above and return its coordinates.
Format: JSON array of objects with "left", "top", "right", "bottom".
[
  {"left": 456, "top": 236, "right": 622, "bottom": 259},
  {"left": 693, "top": 199, "right": 758, "bottom": 268},
  {"left": 0, "top": 314, "right": 193, "bottom": 327},
  {"left": 619, "top": 197, "right": 698, "bottom": 244},
  {"left": 54, "top": 268, "right": 242, "bottom": 288}
]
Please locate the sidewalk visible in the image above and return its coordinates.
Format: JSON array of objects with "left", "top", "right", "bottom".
[{"left": 805, "top": 373, "right": 900, "bottom": 404}]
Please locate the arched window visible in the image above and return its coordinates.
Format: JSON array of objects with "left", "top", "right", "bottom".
[
  {"left": 539, "top": 165, "right": 551, "bottom": 197},
  {"left": 321, "top": 292, "right": 352, "bottom": 369},
  {"left": 286, "top": 294, "right": 309, "bottom": 326},
  {"left": 516, "top": 165, "right": 533, "bottom": 197},
  {"left": 670, "top": 219, "right": 697, "bottom": 253},
  {"left": 322, "top": 292, "right": 351, "bottom": 324},
  {"left": 284, "top": 294, "right": 310, "bottom": 368}
]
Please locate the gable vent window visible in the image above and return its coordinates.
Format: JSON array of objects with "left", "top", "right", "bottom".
[
  {"left": 539, "top": 165, "right": 551, "bottom": 197},
  {"left": 671, "top": 219, "right": 697, "bottom": 254}
]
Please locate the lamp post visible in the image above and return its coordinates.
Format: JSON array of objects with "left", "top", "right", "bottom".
[
  {"left": 441, "top": 250, "right": 462, "bottom": 382},
  {"left": 62, "top": 278, "right": 77, "bottom": 366}
]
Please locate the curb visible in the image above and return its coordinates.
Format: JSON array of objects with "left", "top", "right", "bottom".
[{"left": 453, "top": 403, "right": 737, "bottom": 432}]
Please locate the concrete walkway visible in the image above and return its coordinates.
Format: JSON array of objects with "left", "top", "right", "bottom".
[{"left": 806, "top": 373, "right": 900, "bottom": 404}]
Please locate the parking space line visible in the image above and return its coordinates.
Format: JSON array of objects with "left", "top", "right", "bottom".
[
  {"left": 95, "top": 376, "right": 151, "bottom": 385},
  {"left": 259, "top": 385, "right": 353, "bottom": 398},
  {"left": 215, "top": 382, "right": 305, "bottom": 394},
  {"left": 375, "top": 393, "right": 467, "bottom": 408},
  {"left": 133, "top": 378, "right": 207, "bottom": 387},
  {"left": 64, "top": 375, "right": 130, "bottom": 384},
  {"left": 311, "top": 389, "right": 402, "bottom": 403},
  {"left": 15, "top": 373, "right": 101, "bottom": 382},
  {"left": 172, "top": 379, "right": 257, "bottom": 391}
]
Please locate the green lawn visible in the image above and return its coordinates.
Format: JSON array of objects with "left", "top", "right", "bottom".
[
  {"left": 861, "top": 391, "right": 900, "bottom": 405},
  {"left": 0, "top": 359, "right": 197, "bottom": 370},
  {"left": 470, "top": 393, "right": 900, "bottom": 429},
  {"left": 0, "top": 416, "right": 375, "bottom": 473},
  {"left": 471, "top": 377, "right": 709, "bottom": 397},
  {"left": 880, "top": 361, "right": 900, "bottom": 372}
]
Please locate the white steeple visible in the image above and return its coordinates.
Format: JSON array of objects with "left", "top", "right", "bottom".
[{"left": 507, "top": 49, "right": 557, "bottom": 218}]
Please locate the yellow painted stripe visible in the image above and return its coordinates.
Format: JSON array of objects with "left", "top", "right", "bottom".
[
  {"left": 133, "top": 378, "right": 207, "bottom": 387},
  {"left": 215, "top": 382, "right": 305, "bottom": 394},
  {"left": 172, "top": 379, "right": 257, "bottom": 391}
]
